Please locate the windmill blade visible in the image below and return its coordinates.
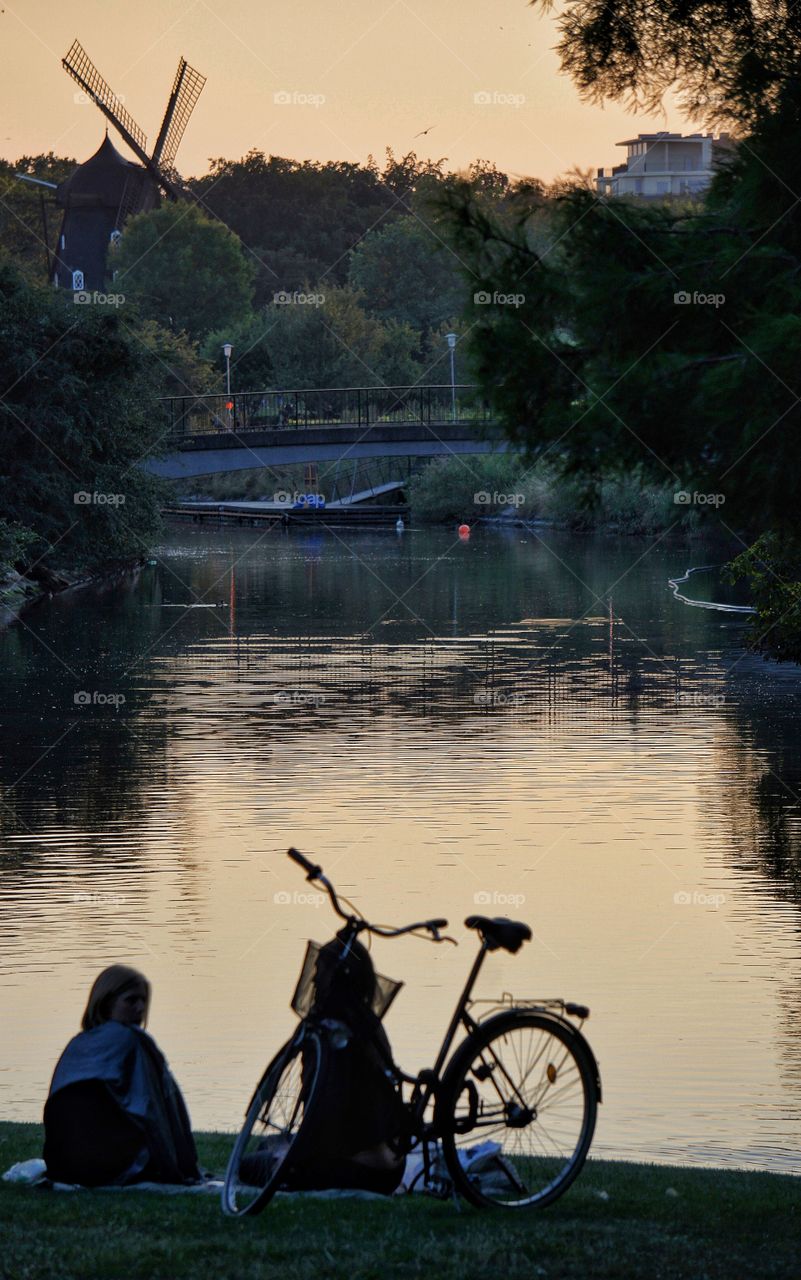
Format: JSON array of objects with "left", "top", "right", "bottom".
[
  {"left": 62, "top": 40, "right": 182, "bottom": 200},
  {"left": 62, "top": 40, "right": 152, "bottom": 165},
  {"left": 152, "top": 58, "right": 206, "bottom": 171}
]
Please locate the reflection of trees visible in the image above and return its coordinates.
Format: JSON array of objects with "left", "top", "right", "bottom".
[
  {"left": 703, "top": 696, "right": 801, "bottom": 1099},
  {"left": 0, "top": 525, "right": 745, "bottom": 945},
  {"left": 0, "top": 570, "right": 168, "bottom": 840},
  {"left": 717, "top": 678, "right": 801, "bottom": 904}
]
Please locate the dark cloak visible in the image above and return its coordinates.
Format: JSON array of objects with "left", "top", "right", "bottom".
[{"left": 43, "top": 1020, "right": 200, "bottom": 1186}]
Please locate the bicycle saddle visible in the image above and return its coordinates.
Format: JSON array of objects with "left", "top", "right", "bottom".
[{"left": 464, "top": 916, "right": 532, "bottom": 953}]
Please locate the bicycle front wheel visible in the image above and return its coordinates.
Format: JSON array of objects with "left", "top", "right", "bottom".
[
  {"left": 439, "top": 1011, "right": 598, "bottom": 1209},
  {"left": 222, "top": 1027, "right": 326, "bottom": 1217}
]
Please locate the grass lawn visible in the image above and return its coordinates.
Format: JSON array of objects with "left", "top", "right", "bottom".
[{"left": 1, "top": 1122, "right": 798, "bottom": 1279}]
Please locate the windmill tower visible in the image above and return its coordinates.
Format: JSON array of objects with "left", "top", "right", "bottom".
[{"left": 52, "top": 41, "right": 206, "bottom": 291}]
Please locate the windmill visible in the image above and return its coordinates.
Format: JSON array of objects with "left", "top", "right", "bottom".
[{"left": 48, "top": 41, "right": 206, "bottom": 291}]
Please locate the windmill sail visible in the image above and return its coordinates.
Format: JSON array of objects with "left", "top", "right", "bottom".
[
  {"left": 152, "top": 58, "right": 206, "bottom": 172},
  {"left": 62, "top": 40, "right": 149, "bottom": 164},
  {"left": 62, "top": 40, "right": 184, "bottom": 199},
  {"left": 56, "top": 39, "right": 206, "bottom": 291}
]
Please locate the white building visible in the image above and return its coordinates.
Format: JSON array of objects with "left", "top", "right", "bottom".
[{"left": 596, "top": 132, "right": 734, "bottom": 199}]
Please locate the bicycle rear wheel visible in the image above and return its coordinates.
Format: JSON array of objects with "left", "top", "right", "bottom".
[
  {"left": 439, "top": 1011, "right": 598, "bottom": 1209},
  {"left": 222, "top": 1027, "right": 326, "bottom": 1217}
]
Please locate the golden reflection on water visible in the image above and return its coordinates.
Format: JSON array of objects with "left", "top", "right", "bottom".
[{"left": 1, "top": 529, "right": 800, "bottom": 1174}]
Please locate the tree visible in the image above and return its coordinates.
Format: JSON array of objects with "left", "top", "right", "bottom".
[
  {"left": 432, "top": 36, "right": 801, "bottom": 654},
  {"left": 534, "top": 0, "right": 801, "bottom": 128},
  {"left": 131, "top": 320, "right": 216, "bottom": 399},
  {"left": 204, "top": 287, "right": 421, "bottom": 392},
  {"left": 191, "top": 151, "right": 396, "bottom": 306},
  {"left": 111, "top": 204, "right": 255, "bottom": 341},
  {"left": 0, "top": 256, "right": 166, "bottom": 575},
  {"left": 348, "top": 216, "right": 467, "bottom": 335},
  {"left": 0, "top": 154, "right": 76, "bottom": 285}
]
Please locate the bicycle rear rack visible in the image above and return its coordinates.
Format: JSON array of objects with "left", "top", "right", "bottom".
[{"left": 468, "top": 994, "right": 590, "bottom": 1022}]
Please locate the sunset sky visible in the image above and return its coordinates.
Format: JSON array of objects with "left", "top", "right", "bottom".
[{"left": 1, "top": 0, "right": 690, "bottom": 184}]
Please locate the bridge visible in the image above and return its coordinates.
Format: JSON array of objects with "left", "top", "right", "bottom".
[{"left": 144, "top": 385, "right": 508, "bottom": 479}]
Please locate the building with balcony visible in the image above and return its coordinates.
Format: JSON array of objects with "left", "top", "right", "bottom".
[{"left": 596, "top": 132, "right": 734, "bottom": 199}]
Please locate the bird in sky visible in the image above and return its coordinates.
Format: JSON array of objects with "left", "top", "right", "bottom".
[{"left": 414, "top": 126, "right": 435, "bottom": 138}]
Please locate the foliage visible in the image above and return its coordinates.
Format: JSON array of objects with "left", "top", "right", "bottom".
[
  {"left": 429, "top": 11, "right": 801, "bottom": 656},
  {"left": 726, "top": 534, "right": 801, "bottom": 663},
  {"left": 407, "top": 454, "right": 693, "bottom": 531},
  {"left": 0, "top": 256, "right": 166, "bottom": 574},
  {"left": 349, "top": 216, "right": 467, "bottom": 335},
  {"left": 111, "top": 204, "right": 256, "bottom": 341},
  {"left": 407, "top": 454, "right": 528, "bottom": 522},
  {"left": 0, "top": 519, "right": 37, "bottom": 573},
  {"left": 0, "top": 154, "right": 76, "bottom": 284},
  {"left": 203, "top": 287, "right": 421, "bottom": 391},
  {"left": 128, "top": 319, "right": 216, "bottom": 399},
  {"left": 189, "top": 149, "right": 511, "bottom": 308},
  {"left": 534, "top": 0, "right": 801, "bottom": 128},
  {"left": 433, "top": 125, "right": 801, "bottom": 537}
]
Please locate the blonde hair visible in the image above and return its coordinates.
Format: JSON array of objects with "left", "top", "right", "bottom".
[{"left": 81, "top": 965, "right": 151, "bottom": 1031}]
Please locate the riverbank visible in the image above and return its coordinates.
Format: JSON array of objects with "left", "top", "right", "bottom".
[
  {"left": 1, "top": 1123, "right": 798, "bottom": 1279},
  {"left": 0, "top": 559, "right": 145, "bottom": 630}
]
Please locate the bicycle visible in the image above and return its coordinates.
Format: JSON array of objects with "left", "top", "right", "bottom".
[{"left": 222, "top": 848, "right": 601, "bottom": 1216}]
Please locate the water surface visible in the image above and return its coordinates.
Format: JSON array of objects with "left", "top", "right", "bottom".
[{"left": 1, "top": 525, "right": 800, "bottom": 1173}]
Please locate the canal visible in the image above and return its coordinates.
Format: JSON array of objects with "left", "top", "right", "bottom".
[{"left": 1, "top": 524, "right": 800, "bottom": 1173}]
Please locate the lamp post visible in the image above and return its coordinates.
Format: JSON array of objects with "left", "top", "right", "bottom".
[
  {"left": 446, "top": 332, "right": 457, "bottom": 421},
  {"left": 222, "top": 342, "right": 233, "bottom": 430}
]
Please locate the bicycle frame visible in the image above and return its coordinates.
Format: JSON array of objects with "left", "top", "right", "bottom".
[{"left": 284, "top": 848, "right": 598, "bottom": 1188}]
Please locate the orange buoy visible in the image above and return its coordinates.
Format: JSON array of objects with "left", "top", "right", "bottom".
[{"left": 458, "top": 523, "right": 470, "bottom": 538}]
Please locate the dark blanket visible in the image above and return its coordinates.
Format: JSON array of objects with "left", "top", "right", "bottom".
[{"left": 43, "top": 1021, "right": 200, "bottom": 1186}]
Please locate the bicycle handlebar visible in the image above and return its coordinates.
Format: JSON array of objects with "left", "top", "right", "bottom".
[
  {"left": 285, "top": 848, "right": 453, "bottom": 943},
  {"left": 287, "top": 847, "right": 323, "bottom": 878}
]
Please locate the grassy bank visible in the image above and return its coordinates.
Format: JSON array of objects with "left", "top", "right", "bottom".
[
  {"left": 1, "top": 1122, "right": 798, "bottom": 1279},
  {"left": 406, "top": 456, "right": 702, "bottom": 534}
]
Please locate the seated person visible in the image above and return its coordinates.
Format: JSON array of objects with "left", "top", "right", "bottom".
[
  {"left": 244, "top": 934, "right": 406, "bottom": 1195},
  {"left": 43, "top": 965, "right": 201, "bottom": 1187}
]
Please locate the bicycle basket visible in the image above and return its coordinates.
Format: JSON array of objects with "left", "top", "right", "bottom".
[{"left": 291, "top": 940, "right": 403, "bottom": 1020}]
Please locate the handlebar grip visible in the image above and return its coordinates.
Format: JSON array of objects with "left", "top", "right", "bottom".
[
  {"left": 287, "top": 847, "right": 322, "bottom": 878},
  {"left": 428, "top": 919, "right": 449, "bottom": 930}
]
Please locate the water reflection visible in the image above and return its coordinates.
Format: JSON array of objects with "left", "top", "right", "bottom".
[{"left": 0, "top": 526, "right": 800, "bottom": 1171}]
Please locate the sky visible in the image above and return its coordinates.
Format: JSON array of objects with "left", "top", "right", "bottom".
[{"left": 0, "top": 0, "right": 694, "bottom": 184}]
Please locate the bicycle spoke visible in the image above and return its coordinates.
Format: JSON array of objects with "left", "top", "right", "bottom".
[{"left": 443, "top": 1014, "right": 596, "bottom": 1208}]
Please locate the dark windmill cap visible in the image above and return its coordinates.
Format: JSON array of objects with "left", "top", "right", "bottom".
[{"left": 56, "top": 135, "right": 146, "bottom": 210}]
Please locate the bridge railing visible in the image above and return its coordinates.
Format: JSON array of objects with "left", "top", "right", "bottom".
[{"left": 160, "top": 385, "right": 489, "bottom": 438}]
